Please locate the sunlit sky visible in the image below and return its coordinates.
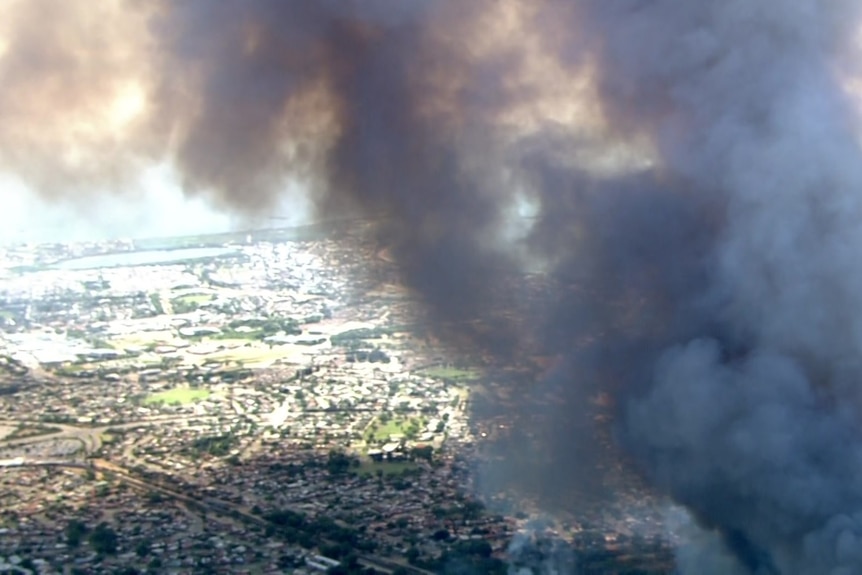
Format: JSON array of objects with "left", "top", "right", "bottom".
[
  {"left": 0, "top": 165, "right": 313, "bottom": 246},
  {"left": 0, "top": 175, "right": 225, "bottom": 246}
]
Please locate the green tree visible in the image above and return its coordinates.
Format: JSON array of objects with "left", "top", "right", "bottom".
[
  {"left": 135, "top": 538, "right": 151, "bottom": 557},
  {"left": 326, "top": 450, "right": 355, "bottom": 475},
  {"left": 65, "top": 519, "right": 88, "bottom": 547},
  {"left": 88, "top": 522, "right": 118, "bottom": 555},
  {"left": 411, "top": 445, "right": 434, "bottom": 462},
  {"left": 433, "top": 529, "right": 450, "bottom": 541}
]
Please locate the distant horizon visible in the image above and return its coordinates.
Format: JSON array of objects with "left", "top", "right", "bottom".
[
  {"left": 0, "top": 166, "right": 316, "bottom": 247},
  {"left": 0, "top": 214, "right": 378, "bottom": 252}
]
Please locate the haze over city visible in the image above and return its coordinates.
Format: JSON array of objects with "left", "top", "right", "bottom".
[{"left": 5, "top": 1, "right": 862, "bottom": 575}]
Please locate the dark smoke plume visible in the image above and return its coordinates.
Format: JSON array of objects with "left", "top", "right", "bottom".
[{"left": 5, "top": 1, "right": 862, "bottom": 572}]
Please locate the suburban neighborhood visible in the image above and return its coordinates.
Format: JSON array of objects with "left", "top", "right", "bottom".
[{"left": 0, "top": 222, "right": 673, "bottom": 574}]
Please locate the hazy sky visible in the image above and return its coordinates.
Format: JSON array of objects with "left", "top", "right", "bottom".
[
  {"left": 0, "top": 164, "right": 314, "bottom": 246},
  {"left": 0, "top": 0, "right": 318, "bottom": 247},
  {"left": 0, "top": 173, "right": 219, "bottom": 245}
]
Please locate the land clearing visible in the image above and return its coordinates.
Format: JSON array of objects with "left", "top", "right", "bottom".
[
  {"left": 110, "top": 330, "right": 177, "bottom": 349},
  {"left": 197, "top": 342, "right": 310, "bottom": 367}
]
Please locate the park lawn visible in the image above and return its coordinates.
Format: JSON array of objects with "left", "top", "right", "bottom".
[
  {"left": 355, "top": 460, "right": 419, "bottom": 477},
  {"left": 366, "top": 415, "right": 427, "bottom": 442},
  {"left": 367, "top": 418, "right": 410, "bottom": 441},
  {"left": 420, "top": 366, "right": 481, "bottom": 382},
  {"left": 144, "top": 387, "right": 211, "bottom": 405},
  {"left": 172, "top": 293, "right": 213, "bottom": 306}
]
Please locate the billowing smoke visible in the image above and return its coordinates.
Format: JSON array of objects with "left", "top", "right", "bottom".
[
  {"left": 507, "top": 521, "right": 578, "bottom": 575},
  {"left": 579, "top": 2, "right": 862, "bottom": 573},
  {"left": 5, "top": 1, "right": 862, "bottom": 573}
]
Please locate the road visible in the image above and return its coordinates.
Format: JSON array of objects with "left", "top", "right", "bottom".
[{"left": 0, "top": 415, "right": 217, "bottom": 454}]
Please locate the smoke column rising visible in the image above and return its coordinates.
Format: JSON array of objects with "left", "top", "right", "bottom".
[
  {"left": 575, "top": 2, "right": 862, "bottom": 573},
  {"left": 5, "top": 1, "right": 862, "bottom": 572}
]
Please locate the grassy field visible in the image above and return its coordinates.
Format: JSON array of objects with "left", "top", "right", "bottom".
[
  {"left": 144, "top": 387, "right": 211, "bottom": 405},
  {"left": 368, "top": 418, "right": 410, "bottom": 441},
  {"left": 420, "top": 366, "right": 481, "bottom": 382},
  {"left": 172, "top": 293, "right": 213, "bottom": 306},
  {"left": 365, "top": 416, "right": 426, "bottom": 442},
  {"left": 355, "top": 460, "right": 419, "bottom": 477}
]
